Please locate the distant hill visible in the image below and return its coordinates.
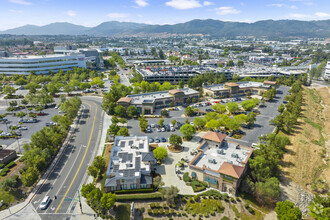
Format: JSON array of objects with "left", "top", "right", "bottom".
[
  {"left": 1, "top": 19, "right": 330, "bottom": 38},
  {"left": 1, "top": 22, "right": 90, "bottom": 35}
]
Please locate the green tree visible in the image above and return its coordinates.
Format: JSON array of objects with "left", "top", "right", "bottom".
[
  {"left": 226, "top": 102, "right": 240, "bottom": 114},
  {"left": 226, "top": 118, "right": 241, "bottom": 131},
  {"left": 278, "top": 104, "right": 285, "bottom": 113},
  {"left": 109, "top": 123, "right": 120, "bottom": 135},
  {"left": 161, "top": 186, "right": 179, "bottom": 204},
  {"left": 81, "top": 183, "right": 96, "bottom": 198},
  {"left": 3, "top": 85, "right": 16, "bottom": 97},
  {"left": 153, "top": 146, "right": 168, "bottom": 161},
  {"left": 171, "top": 120, "right": 177, "bottom": 127},
  {"left": 241, "top": 100, "right": 257, "bottom": 111},
  {"left": 245, "top": 112, "right": 257, "bottom": 127},
  {"left": 93, "top": 156, "right": 106, "bottom": 172},
  {"left": 127, "top": 106, "right": 138, "bottom": 117},
  {"left": 114, "top": 105, "right": 126, "bottom": 118},
  {"left": 153, "top": 176, "right": 164, "bottom": 189},
  {"left": 35, "top": 106, "right": 44, "bottom": 113},
  {"left": 227, "top": 60, "right": 234, "bottom": 67},
  {"left": 212, "top": 104, "right": 226, "bottom": 114},
  {"left": 275, "top": 201, "right": 302, "bottom": 220},
  {"left": 63, "top": 84, "right": 74, "bottom": 95},
  {"left": 158, "top": 118, "right": 164, "bottom": 127},
  {"left": 185, "top": 106, "right": 195, "bottom": 117},
  {"left": 193, "top": 117, "right": 206, "bottom": 130},
  {"left": 117, "top": 127, "right": 129, "bottom": 136},
  {"left": 16, "top": 111, "right": 27, "bottom": 119},
  {"left": 161, "top": 109, "right": 168, "bottom": 117},
  {"left": 139, "top": 116, "right": 148, "bottom": 132},
  {"left": 180, "top": 124, "right": 196, "bottom": 140},
  {"left": 254, "top": 177, "right": 281, "bottom": 205},
  {"left": 169, "top": 134, "right": 182, "bottom": 147},
  {"left": 0, "top": 175, "right": 18, "bottom": 191},
  {"left": 205, "top": 119, "right": 221, "bottom": 131},
  {"left": 21, "top": 166, "right": 39, "bottom": 186},
  {"left": 100, "top": 193, "right": 116, "bottom": 209},
  {"left": 87, "top": 165, "right": 98, "bottom": 178},
  {"left": 179, "top": 79, "right": 185, "bottom": 89}
]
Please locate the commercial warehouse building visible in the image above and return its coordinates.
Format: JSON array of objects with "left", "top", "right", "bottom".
[
  {"left": 0, "top": 54, "right": 86, "bottom": 75},
  {"left": 117, "top": 88, "right": 199, "bottom": 114},
  {"left": 188, "top": 132, "right": 253, "bottom": 194},
  {"left": 104, "top": 136, "right": 156, "bottom": 192},
  {"left": 203, "top": 81, "right": 276, "bottom": 98}
]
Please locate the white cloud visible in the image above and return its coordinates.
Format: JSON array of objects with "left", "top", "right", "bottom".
[
  {"left": 315, "top": 12, "right": 330, "bottom": 18},
  {"left": 288, "top": 13, "right": 311, "bottom": 19},
  {"left": 8, "top": 9, "right": 23, "bottom": 13},
  {"left": 66, "top": 10, "right": 77, "bottom": 17},
  {"left": 134, "top": 0, "right": 149, "bottom": 7},
  {"left": 203, "top": 1, "right": 213, "bottom": 6},
  {"left": 9, "top": 0, "right": 32, "bottom": 5},
  {"left": 107, "top": 13, "right": 129, "bottom": 19},
  {"left": 215, "top": 7, "right": 240, "bottom": 15},
  {"left": 166, "top": 0, "right": 202, "bottom": 10},
  {"left": 270, "top": 4, "right": 284, "bottom": 7},
  {"left": 269, "top": 4, "right": 296, "bottom": 9}
]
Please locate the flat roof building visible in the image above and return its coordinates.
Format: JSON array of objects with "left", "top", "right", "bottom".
[
  {"left": 104, "top": 136, "right": 156, "bottom": 192},
  {"left": 117, "top": 88, "right": 199, "bottom": 114},
  {"left": 0, "top": 54, "right": 86, "bottom": 75},
  {"left": 188, "top": 131, "right": 253, "bottom": 194},
  {"left": 203, "top": 81, "right": 275, "bottom": 98}
]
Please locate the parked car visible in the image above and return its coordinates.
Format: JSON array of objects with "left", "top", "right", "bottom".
[
  {"left": 228, "top": 132, "right": 234, "bottom": 137},
  {"left": 37, "top": 112, "right": 47, "bottom": 116},
  {"left": 149, "top": 138, "right": 154, "bottom": 143},
  {"left": 19, "top": 126, "right": 28, "bottom": 130},
  {"left": 161, "top": 137, "right": 167, "bottom": 142},
  {"left": 157, "top": 128, "right": 161, "bottom": 132},
  {"left": 151, "top": 124, "right": 155, "bottom": 128},
  {"left": 161, "top": 127, "right": 165, "bottom": 132},
  {"left": 39, "top": 196, "right": 51, "bottom": 210},
  {"left": 170, "top": 127, "right": 175, "bottom": 132},
  {"left": 155, "top": 137, "right": 160, "bottom": 143},
  {"left": 146, "top": 128, "right": 152, "bottom": 133}
]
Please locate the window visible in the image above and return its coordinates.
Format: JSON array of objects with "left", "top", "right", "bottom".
[
  {"left": 109, "top": 186, "right": 116, "bottom": 191},
  {"left": 130, "top": 184, "right": 137, "bottom": 189},
  {"left": 140, "top": 184, "right": 147, "bottom": 189},
  {"left": 121, "top": 184, "right": 127, "bottom": 190}
]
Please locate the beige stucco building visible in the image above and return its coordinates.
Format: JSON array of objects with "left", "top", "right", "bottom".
[{"left": 188, "top": 131, "right": 253, "bottom": 194}]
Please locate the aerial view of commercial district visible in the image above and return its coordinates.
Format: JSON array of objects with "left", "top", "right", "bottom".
[{"left": 0, "top": 1, "right": 330, "bottom": 220}]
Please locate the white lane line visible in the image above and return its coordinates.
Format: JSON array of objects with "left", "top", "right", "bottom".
[{"left": 45, "top": 145, "right": 84, "bottom": 214}]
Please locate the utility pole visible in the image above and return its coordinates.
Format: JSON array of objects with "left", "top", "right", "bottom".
[{"left": 78, "top": 191, "right": 83, "bottom": 214}]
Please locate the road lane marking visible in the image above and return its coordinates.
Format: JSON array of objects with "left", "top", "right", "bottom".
[{"left": 55, "top": 101, "right": 97, "bottom": 213}]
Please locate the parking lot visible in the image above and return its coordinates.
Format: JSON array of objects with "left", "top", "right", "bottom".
[
  {"left": 0, "top": 106, "right": 60, "bottom": 152},
  {"left": 126, "top": 85, "right": 289, "bottom": 146}
]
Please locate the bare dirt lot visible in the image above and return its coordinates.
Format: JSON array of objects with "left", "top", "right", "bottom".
[{"left": 279, "top": 86, "right": 329, "bottom": 214}]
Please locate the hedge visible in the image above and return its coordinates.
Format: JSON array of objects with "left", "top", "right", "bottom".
[
  {"left": 114, "top": 188, "right": 155, "bottom": 194},
  {"left": 0, "top": 164, "right": 4, "bottom": 169},
  {"left": 5, "top": 161, "right": 16, "bottom": 169},
  {"left": 115, "top": 192, "right": 162, "bottom": 201}
]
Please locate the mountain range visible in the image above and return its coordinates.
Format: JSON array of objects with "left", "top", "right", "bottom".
[{"left": 1, "top": 19, "right": 330, "bottom": 38}]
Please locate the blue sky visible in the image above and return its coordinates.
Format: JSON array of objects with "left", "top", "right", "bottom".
[{"left": 1, "top": 0, "right": 330, "bottom": 30}]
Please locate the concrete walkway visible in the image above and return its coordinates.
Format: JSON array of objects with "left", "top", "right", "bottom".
[{"left": 156, "top": 133, "right": 205, "bottom": 195}]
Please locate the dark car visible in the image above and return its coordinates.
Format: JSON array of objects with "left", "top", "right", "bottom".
[
  {"left": 161, "top": 137, "right": 167, "bottom": 142},
  {"left": 228, "top": 132, "right": 234, "bottom": 137},
  {"left": 37, "top": 112, "right": 48, "bottom": 116}
]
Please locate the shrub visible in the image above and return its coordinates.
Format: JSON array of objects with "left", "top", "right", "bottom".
[
  {"left": 163, "top": 203, "right": 167, "bottom": 208},
  {"left": 165, "top": 209, "right": 169, "bottom": 215},
  {"left": 5, "top": 161, "right": 16, "bottom": 169},
  {"left": 153, "top": 209, "right": 158, "bottom": 215},
  {"left": 222, "top": 217, "right": 230, "bottom": 220},
  {"left": 0, "top": 164, "right": 5, "bottom": 169},
  {"left": 194, "top": 195, "right": 200, "bottom": 202},
  {"left": 140, "top": 207, "right": 145, "bottom": 213},
  {"left": 191, "top": 180, "right": 207, "bottom": 192},
  {"left": 223, "top": 193, "right": 229, "bottom": 201},
  {"left": 114, "top": 188, "right": 154, "bottom": 194},
  {"left": 183, "top": 172, "right": 191, "bottom": 182},
  {"left": 232, "top": 205, "right": 240, "bottom": 218},
  {"left": 248, "top": 207, "right": 255, "bottom": 215},
  {"left": 245, "top": 204, "right": 250, "bottom": 209},
  {"left": 147, "top": 209, "right": 152, "bottom": 215},
  {"left": 115, "top": 192, "right": 162, "bottom": 201},
  {"left": 170, "top": 209, "right": 175, "bottom": 215},
  {"left": 230, "top": 197, "right": 236, "bottom": 203}
]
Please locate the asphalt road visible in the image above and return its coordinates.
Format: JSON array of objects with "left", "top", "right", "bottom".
[{"left": 30, "top": 96, "right": 104, "bottom": 220}]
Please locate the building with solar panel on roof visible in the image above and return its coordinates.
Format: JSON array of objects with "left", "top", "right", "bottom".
[{"left": 104, "top": 136, "right": 156, "bottom": 192}]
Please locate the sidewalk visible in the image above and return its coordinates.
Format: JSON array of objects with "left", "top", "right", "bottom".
[{"left": 0, "top": 106, "right": 85, "bottom": 220}]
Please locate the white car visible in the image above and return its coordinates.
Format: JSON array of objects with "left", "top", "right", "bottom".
[
  {"left": 39, "top": 196, "right": 50, "bottom": 210},
  {"left": 19, "top": 126, "right": 28, "bottom": 130}
]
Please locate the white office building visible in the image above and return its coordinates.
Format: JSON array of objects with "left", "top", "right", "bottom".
[{"left": 0, "top": 54, "right": 86, "bottom": 75}]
